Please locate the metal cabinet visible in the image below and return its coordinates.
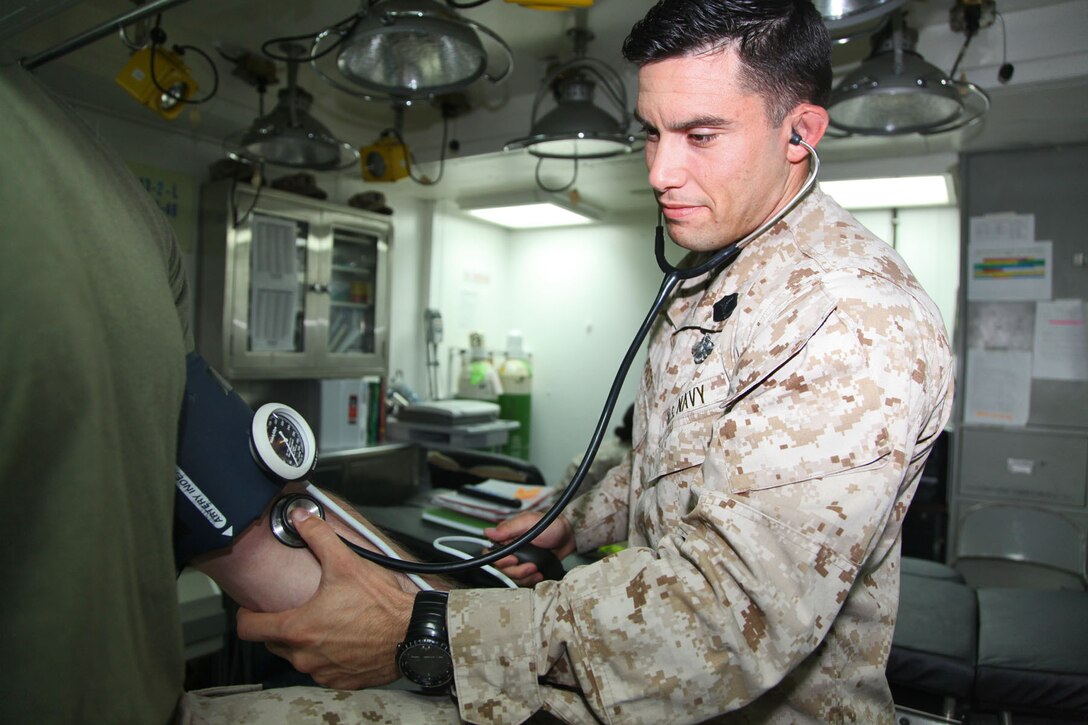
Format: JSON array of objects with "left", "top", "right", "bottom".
[
  {"left": 197, "top": 181, "right": 392, "bottom": 379},
  {"left": 949, "top": 144, "right": 1088, "bottom": 572},
  {"left": 958, "top": 428, "right": 1088, "bottom": 508}
]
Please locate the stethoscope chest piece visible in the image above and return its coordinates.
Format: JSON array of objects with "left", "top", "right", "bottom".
[{"left": 270, "top": 493, "right": 326, "bottom": 548}]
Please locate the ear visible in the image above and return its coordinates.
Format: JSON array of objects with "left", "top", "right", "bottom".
[{"left": 784, "top": 103, "right": 830, "bottom": 163}]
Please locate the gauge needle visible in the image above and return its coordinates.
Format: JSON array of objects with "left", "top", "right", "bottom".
[{"left": 276, "top": 430, "right": 299, "bottom": 465}]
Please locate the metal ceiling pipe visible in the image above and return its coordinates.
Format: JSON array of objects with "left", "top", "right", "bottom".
[{"left": 20, "top": 0, "right": 192, "bottom": 70}]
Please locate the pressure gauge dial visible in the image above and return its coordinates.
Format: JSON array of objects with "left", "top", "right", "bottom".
[{"left": 251, "top": 403, "right": 318, "bottom": 481}]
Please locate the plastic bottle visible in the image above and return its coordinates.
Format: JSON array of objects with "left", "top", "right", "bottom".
[
  {"left": 498, "top": 330, "right": 532, "bottom": 460},
  {"left": 456, "top": 332, "right": 503, "bottom": 401}
]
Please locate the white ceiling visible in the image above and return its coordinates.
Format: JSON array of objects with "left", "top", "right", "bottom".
[{"left": 5, "top": 0, "right": 1088, "bottom": 215}]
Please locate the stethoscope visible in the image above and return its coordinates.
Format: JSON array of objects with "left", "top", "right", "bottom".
[{"left": 276, "top": 135, "right": 820, "bottom": 579}]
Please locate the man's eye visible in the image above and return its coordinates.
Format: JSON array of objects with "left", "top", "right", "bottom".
[
  {"left": 689, "top": 134, "right": 717, "bottom": 145},
  {"left": 640, "top": 127, "right": 659, "bottom": 141}
]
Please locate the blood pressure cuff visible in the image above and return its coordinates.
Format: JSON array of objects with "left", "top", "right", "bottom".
[{"left": 173, "top": 352, "right": 283, "bottom": 568}]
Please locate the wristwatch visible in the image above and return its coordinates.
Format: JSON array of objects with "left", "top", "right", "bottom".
[{"left": 397, "top": 590, "right": 453, "bottom": 690}]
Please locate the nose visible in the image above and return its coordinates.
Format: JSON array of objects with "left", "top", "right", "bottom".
[{"left": 646, "top": 136, "right": 685, "bottom": 194}]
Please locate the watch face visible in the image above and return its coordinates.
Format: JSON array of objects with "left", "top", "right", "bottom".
[{"left": 400, "top": 641, "right": 453, "bottom": 687}]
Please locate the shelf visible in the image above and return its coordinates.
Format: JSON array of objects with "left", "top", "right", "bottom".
[
  {"left": 331, "top": 264, "right": 374, "bottom": 276},
  {"left": 331, "top": 301, "right": 372, "bottom": 309}
]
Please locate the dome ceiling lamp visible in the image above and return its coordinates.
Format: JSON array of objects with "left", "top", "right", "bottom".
[
  {"left": 309, "top": 0, "right": 513, "bottom": 102},
  {"left": 814, "top": 0, "right": 910, "bottom": 44},
  {"left": 224, "top": 44, "right": 358, "bottom": 171},
  {"left": 827, "top": 11, "right": 990, "bottom": 136},
  {"left": 505, "top": 27, "right": 639, "bottom": 161}
]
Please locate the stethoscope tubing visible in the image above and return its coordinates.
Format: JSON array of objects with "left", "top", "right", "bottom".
[{"left": 338, "top": 140, "right": 820, "bottom": 574}]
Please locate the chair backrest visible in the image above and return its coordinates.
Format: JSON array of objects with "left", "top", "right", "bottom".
[{"left": 953, "top": 504, "right": 1087, "bottom": 590}]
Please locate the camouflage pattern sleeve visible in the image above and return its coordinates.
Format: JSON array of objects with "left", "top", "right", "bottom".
[
  {"left": 564, "top": 448, "right": 635, "bottom": 554},
  {"left": 449, "top": 588, "right": 540, "bottom": 724}
]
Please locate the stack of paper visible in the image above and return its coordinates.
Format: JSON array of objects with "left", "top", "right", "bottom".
[{"left": 422, "top": 479, "right": 557, "bottom": 535}]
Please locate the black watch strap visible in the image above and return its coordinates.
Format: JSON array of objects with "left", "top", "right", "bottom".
[
  {"left": 397, "top": 590, "right": 452, "bottom": 689},
  {"left": 406, "top": 590, "right": 449, "bottom": 641}
]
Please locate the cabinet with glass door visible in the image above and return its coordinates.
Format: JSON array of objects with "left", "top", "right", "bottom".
[{"left": 197, "top": 180, "right": 392, "bottom": 380}]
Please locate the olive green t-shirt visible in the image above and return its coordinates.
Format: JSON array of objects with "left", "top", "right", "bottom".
[{"left": 0, "top": 64, "right": 193, "bottom": 722}]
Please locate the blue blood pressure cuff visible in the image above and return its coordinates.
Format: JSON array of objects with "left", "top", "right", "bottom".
[{"left": 173, "top": 352, "right": 285, "bottom": 568}]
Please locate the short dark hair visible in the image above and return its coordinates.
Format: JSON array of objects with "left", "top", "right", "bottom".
[{"left": 623, "top": 0, "right": 831, "bottom": 124}]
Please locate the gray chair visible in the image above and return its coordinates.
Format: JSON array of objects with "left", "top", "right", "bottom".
[
  {"left": 891, "top": 554, "right": 1088, "bottom": 722},
  {"left": 952, "top": 504, "right": 1086, "bottom": 590},
  {"left": 888, "top": 572, "right": 978, "bottom": 721},
  {"left": 974, "top": 587, "right": 1088, "bottom": 719},
  {"left": 902, "top": 555, "right": 965, "bottom": 583}
]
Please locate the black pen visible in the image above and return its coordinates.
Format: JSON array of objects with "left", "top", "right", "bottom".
[{"left": 459, "top": 486, "right": 522, "bottom": 508}]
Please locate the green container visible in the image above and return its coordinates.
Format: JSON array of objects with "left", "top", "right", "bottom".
[{"left": 498, "top": 356, "right": 532, "bottom": 460}]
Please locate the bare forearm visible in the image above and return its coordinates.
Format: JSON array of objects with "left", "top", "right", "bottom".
[{"left": 194, "top": 483, "right": 446, "bottom": 612}]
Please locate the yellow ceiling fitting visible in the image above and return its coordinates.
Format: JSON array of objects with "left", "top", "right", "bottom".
[
  {"left": 115, "top": 47, "right": 197, "bottom": 121},
  {"left": 504, "top": 0, "right": 594, "bottom": 10},
  {"left": 361, "top": 134, "right": 410, "bottom": 183}
]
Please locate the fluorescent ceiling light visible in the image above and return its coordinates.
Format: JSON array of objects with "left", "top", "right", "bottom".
[
  {"left": 822, "top": 175, "right": 953, "bottom": 210},
  {"left": 461, "top": 196, "right": 598, "bottom": 229}
]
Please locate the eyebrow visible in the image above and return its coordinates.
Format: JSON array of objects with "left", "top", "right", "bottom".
[{"left": 634, "top": 111, "right": 733, "bottom": 132}]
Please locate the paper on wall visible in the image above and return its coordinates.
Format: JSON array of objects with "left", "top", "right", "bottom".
[
  {"left": 967, "top": 240, "right": 1052, "bottom": 302},
  {"left": 969, "top": 212, "right": 1034, "bottom": 245},
  {"left": 966, "top": 301, "right": 1035, "bottom": 351},
  {"left": 964, "top": 348, "right": 1032, "bottom": 426},
  {"left": 1032, "top": 299, "right": 1088, "bottom": 381}
]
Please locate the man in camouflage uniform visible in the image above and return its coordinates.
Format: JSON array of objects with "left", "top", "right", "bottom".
[{"left": 195, "top": 1, "right": 953, "bottom": 722}]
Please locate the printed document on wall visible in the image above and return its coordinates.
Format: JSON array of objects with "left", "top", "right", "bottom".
[
  {"left": 967, "top": 240, "right": 1052, "bottom": 302},
  {"left": 969, "top": 212, "right": 1034, "bottom": 246},
  {"left": 964, "top": 349, "right": 1032, "bottom": 426},
  {"left": 1032, "top": 300, "right": 1088, "bottom": 381}
]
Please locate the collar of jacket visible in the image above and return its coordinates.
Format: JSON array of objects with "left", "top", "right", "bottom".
[{"left": 664, "top": 187, "right": 823, "bottom": 334}]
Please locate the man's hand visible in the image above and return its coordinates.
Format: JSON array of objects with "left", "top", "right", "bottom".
[
  {"left": 235, "top": 510, "right": 415, "bottom": 690},
  {"left": 484, "top": 511, "right": 575, "bottom": 587}
]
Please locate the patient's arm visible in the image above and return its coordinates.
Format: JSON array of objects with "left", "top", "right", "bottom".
[{"left": 192, "top": 482, "right": 447, "bottom": 613}]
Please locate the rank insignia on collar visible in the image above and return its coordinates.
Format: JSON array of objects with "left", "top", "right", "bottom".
[
  {"left": 713, "top": 293, "right": 738, "bottom": 322},
  {"left": 692, "top": 333, "right": 715, "bottom": 364}
]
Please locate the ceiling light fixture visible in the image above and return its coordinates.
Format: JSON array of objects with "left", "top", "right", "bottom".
[
  {"left": 224, "top": 44, "right": 358, "bottom": 171},
  {"left": 827, "top": 11, "right": 989, "bottom": 136},
  {"left": 504, "top": 27, "right": 639, "bottom": 160},
  {"left": 310, "top": 0, "right": 512, "bottom": 101},
  {"left": 822, "top": 174, "right": 954, "bottom": 210},
  {"left": 814, "top": 0, "right": 909, "bottom": 44},
  {"left": 460, "top": 191, "right": 599, "bottom": 229}
]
